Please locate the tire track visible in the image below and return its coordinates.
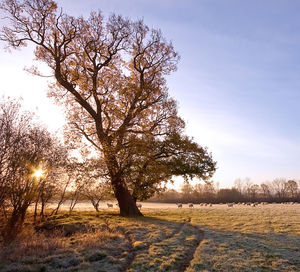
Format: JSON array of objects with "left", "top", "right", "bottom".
[
  {"left": 179, "top": 223, "right": 204, "bottom": 272},
  {"left": 119, "top": 228, "right": 135, "bottom": 272},
  {"left": 100, "top": 222, "right": 136, "bottom": 272},
  {"left": 120, "top": 220, "right": 185, "bottom": 272}
]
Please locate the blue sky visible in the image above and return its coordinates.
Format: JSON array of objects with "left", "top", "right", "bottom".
[{"left": 1, "top": 0, "right": 300, "bottom": 187}]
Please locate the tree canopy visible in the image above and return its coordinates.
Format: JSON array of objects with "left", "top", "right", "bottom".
[{"left": 0, "top": 0, "right": 216, "bottom": 216}]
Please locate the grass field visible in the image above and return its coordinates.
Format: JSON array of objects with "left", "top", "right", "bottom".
[{"left": 0, "top": 203, "right": 299, "bottom": 272}]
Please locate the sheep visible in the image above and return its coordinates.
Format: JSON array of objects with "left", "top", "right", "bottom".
[
  {"left": 227, "top": 203, "right": 234, "bottom": 207},
  {"left": 209, "top": 203, "right": 213, "bottom": 207},
  {"left": 176, "top": 203, "right": 183, "bottom": 208},
  {"left": 188, "top": 203, "right": 194, "bottom": 208},
  {"left": 107, "top": 203, "right": 113, "bottom": 208},
  {"left": 250, "top": 203, "right": 256, "bottom": 207},
  {"left": 137, "top": 203, "right": 142, "bottom": 209}
]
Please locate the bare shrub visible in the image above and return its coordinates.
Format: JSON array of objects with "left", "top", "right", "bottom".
[
  {"left": 0, "top": 228, "right": 66, "bottom": 262},
  {"left": 77, "top": 226, "right": 123, "bottom": 250}
]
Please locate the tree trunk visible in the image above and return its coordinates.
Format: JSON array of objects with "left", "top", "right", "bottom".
[
  {"left": 90, "top": 199, "right": 100, "bottom": 212},
  {"left": 112, "top": 176, "right": 143, "bottom": 217},
  {"left": 52, "top": 198, "right": 64, "bottom": 215},
  {"left": 2, "top": 205, "right": 27, "bottom": 244},
  {"left": 51, "top": 179, "right": 70, "bottom": 216},
  {"left": 33, "top": 194, "right": 40, "bottom": 224},
  {"left": 102, "top": 142, "right": 143, "bottom": 217},
  {"left": 40, "top": 201, "right": 45, "bottom": 219}
]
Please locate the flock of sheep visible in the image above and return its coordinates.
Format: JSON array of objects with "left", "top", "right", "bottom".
[
  {"left": 106, "top": 203, "right": 142, "bottom": 209},
  {"left": 176, "top": 202, "right": 298, "bottom": 208},
  {"left": 176, "top": 203, "right": 213, "bottom": 208},
  {"left": 227, "top": 202, "right": 260, "bottom": 207},
  {"left": 226, "top": 201, "right": 297, "bottom": 207},
  {"left": 105, "top": 202, "right": 297, "bottom": 209}
]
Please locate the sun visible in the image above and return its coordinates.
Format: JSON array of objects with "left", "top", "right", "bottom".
[{"left": 32, "top": 168, "right": 44, "bottom": 179}]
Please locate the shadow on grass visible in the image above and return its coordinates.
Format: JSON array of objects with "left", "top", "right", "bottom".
[
  {"left": 187, "top": 225, "right": 300, "bottom": 272},
  {"left": 0, "top": 211, "right": 202, "bottom": 272}
]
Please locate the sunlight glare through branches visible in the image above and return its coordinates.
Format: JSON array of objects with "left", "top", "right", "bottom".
[{"left": 32, "top": 168, "right": 44, "bottom": 179}]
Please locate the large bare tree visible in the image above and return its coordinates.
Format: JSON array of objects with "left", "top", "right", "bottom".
[{"left": 0, "top": 0, "right": 216, "bottom": 216}]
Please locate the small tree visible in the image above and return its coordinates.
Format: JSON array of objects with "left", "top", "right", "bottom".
[
  {"left": 233, "top": 178, "right": 243, "bottom": 195},
  {"left": 260, "top": 183, "right": 271, "bottom": 200},
  {"left": 83, "top": 180, "right": 111, "bottom": 212},
  {"left": 272, "top": 178, "right": 287, "bottom": 200},
  {"left": 193, "top": 183, "right": 204, "bottom": 200},
  {"left": 249, "top": 184, "right": 260, "bottom": 201},
  {"left": 0, "top": 98, "right": 22, "bottom": 217},
  {"left": 181, "top": 182, "right": 194, "bottom": 202},
  {"left": 50, "top": 157, "right": 79, "bottom": 215},
  {"left": 66, "top": 162, "right": 86, "bottom": 213},
  {"left": 0, "top": 97, "right": 66, "bottom": 242},
  {"left": 202, "top": 181, "right": 216, "bottom": 202},
  {"left": 33, "top": 140, "right": 68, "bottom": 222},
  {"left": 285, "top": 180, "right": 298, "bottom": 199},
  {"left": 0, "top": 97, "right": 38, "bottom": 240}
]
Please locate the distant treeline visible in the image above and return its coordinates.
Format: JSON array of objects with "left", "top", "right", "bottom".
[{"left": 149, "top": 178, "right": 300, "bottom": 204}]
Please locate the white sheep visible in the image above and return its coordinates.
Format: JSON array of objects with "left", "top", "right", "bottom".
[
  {"left": 227, "top": 203, "right": 234, "bottom": 207},
  {"left": 176, "top": 203, "right": 183, "bottom": 208}
]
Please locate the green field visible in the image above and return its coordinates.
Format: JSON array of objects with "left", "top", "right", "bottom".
[{"left": 1, "top": 204, "right": 299, "bottom": 272}]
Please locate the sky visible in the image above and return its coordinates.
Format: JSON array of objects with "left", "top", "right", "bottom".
[{"left": 1, "top": 0, "right": 300, "bottom": 188}]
